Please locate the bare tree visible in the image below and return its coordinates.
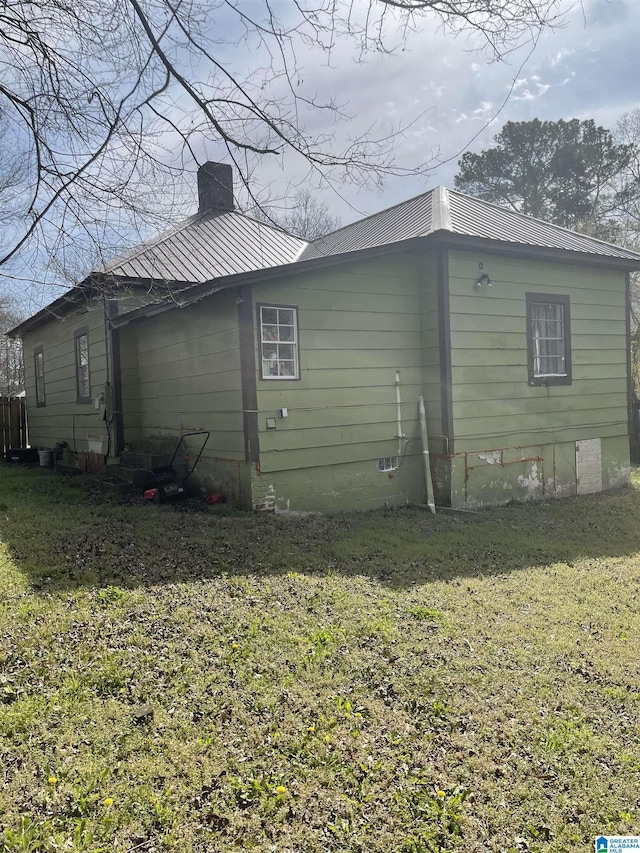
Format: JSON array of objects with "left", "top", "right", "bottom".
[
  {"left": 0, "top": 0, "right": 563, "bottom": 280},
  {"left": 615, "top": 109, "right": 640, "bottom": 245},
  {"left": 0, "top": 299, "right": 24, "bottom": 395},
  {"left": 0, "top": 109, "right": 29, "bottom": 225},
  {"left": 249, "top": 190, "right": 342, "bottom": 239}
]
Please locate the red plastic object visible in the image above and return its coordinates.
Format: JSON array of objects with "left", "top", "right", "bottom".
[
  {"left": 144, "top": 488, "right": 159, "bottom": 500},
  {"left": 206, "top": 492, "right": 225, "bottom": 505}
]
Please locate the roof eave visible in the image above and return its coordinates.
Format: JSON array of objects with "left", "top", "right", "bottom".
[
  {"left": 7, "top": 286, "right": 95, "bottom": 339},
  {"left": 6, "top": 274, "right": 196, "bottom": 338},
  {"left": 12, "top": 227, "right": 640, "bottom": 337},
  {"left": 110, "top": 236, "right": 427, "bottom": 327},
  {"left": 112, "top": 230, "right": 640, "bottom": 328},
  {"left": 432, "top": 231, "right": 640, "bottom": 269}
]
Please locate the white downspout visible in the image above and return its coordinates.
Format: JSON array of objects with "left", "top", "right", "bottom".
[
  {"left": 395, "top": 370, "right": 404, "bottom": 455},
  {"left": 419, "top": 395, "right": 436, "bottom": 514}
]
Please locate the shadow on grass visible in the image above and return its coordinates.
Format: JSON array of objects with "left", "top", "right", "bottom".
[{"left": 2, "top": 463, "right": 640, "bottom": 593}]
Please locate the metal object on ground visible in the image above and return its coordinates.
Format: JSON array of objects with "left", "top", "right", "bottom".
[{"left": 147, "top": 431, "right": 210, "bottom": 503}]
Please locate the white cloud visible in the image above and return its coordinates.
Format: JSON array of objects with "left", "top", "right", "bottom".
[
  {"left": 473, "top": 101, "right": 494, "bottom": 116},
  {"left": 14, "top": 0, "right": 640, "bottom": 312},
  {"left": 512, "top": 76, "right": 551, "bottom": 101},
  {"left": 550, "top": 47, "right": 574, "bottom": 66}
]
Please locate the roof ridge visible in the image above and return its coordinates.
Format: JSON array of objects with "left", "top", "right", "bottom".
[
  {"left": 103, "top": 208, "right": 306, "bottom": 275},
  {"left": 102, "top": 210, "right": 210, "bottom": 273},
  {"left": 431, "top": 186, "right": 451, "bottom": 232}
]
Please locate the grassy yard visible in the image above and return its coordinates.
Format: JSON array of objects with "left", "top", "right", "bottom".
[{"left": 0, "top": 465, "right": 638, "bottom": 852}]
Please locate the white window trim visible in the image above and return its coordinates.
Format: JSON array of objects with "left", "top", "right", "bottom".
[{"left": 259, "top": 304, "right": 300, "bottom": 380}]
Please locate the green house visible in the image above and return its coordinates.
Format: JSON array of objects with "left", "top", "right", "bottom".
[{"left": 10, "top": 163, "right": 640, "bottom": 511}]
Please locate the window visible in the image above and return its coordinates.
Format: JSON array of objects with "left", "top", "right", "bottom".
[
  {"left": 377, "top": 456, "right": 398, "bottom": 472},
  {"left": 75, "top": 328, "right": 91, "bottom": 402},
  {"left": 259, "top": 305, "right": 299, "bottom": 379},
  {"left": 34, "top": 346, "right": 45, "bottom": 407},
  {"left": 526, "top": 293, "right": 571, "bottom": 386}
]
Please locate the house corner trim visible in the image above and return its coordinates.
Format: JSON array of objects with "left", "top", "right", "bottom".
[
  {"left": 238, "top": 285, "right": 260, "bottom": 463},
  {"left": 437, "top": 246, "right": 454, "bottom": 454}
]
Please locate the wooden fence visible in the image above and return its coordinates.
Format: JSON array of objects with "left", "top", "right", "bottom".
[{"left": 0, "top": 396, "right": 27, "bottom": 456}]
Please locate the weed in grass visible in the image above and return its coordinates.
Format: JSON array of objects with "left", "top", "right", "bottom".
[
  {"left": 303, "top": 625, "right": 343, "bottom": 667},
  {"left": 399, "top": 783, "right": 471, "bottom": 851},
  {"left": 542, "top": 711, "right": 595, "bottom": 756},
  {"left": 2, "top": 816, "right": 46, "bottom": 853},
  {"left": 408, "top": 605, "right": 446, "bottom": 623}
]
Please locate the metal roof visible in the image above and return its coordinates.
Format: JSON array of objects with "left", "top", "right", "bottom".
[
  {"left": 302, "top": 186, "right": 640, "bottom": 263},
  {"left": 103, "top": 209, "right": 307, "bottom": 283},
  {"left": 10, "top": 185, "right": 640, "bottom": 338}
]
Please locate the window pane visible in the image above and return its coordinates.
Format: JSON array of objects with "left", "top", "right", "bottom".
[
  {"left": 532, "top": 301, "right": 567, "bottom": 377},
  {"left": 261, "top": 307, "right": 277, "bottom": 324},
  {"left": 277, "top": 308, "right": 294, "bottom": 325},
  {"left": 35, "top": 351, "right": 45, "bottom": 403},
  {"left": 262, "top": 324, "right": 278, "bottom": 341},
  {"left": 278, "top": 361, "right": 295, "bottom": 377},
  {"left": 545, "top": 339, "right": 564, "bottom": 357},
  {"left": 534, "top": 318, "right": 563, "bottom": 339},
  {"left": 77, "top": 335, "right": 89, "bottom": 366},
  {"left": 76, "top": 333, "right": 90, "bottom": 398},
  {"left": 279, "top": 324, "right": 295, "bottom": 342},
  {"left": 538, "top": 355, "right": 565, "bottom": 375},
  {"left": 78, "top": 367, "right": 90, "bottom": 397},
  {"left": 277, "top": 344, "right": 295, "bottom": 361},
  {"left": 533, "top": 303, "right": 562, "bottom": 322}
]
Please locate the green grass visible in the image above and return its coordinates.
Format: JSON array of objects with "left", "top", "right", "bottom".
[{"left": 0, "top": 465, "right": 639, "bottom": 852}]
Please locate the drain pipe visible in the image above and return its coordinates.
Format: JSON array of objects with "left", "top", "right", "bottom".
[
  {"left": 395, "top": 371, "right": 404, "bottom": 455},
  {"left": 418, "top": 395, "right": 436, "bottom": 514}
]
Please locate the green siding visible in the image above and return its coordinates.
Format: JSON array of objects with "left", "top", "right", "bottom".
[
  {"left": 119, "top": 291, "right": 247, "bottom": 502},
  {"left": 19, "top": 241, "right": 631, "bottom": 515},
  {"left": 113, "top": 287, "right": 164, "bottom": 316},
  {"left": 251, "top": 252, "right": 434, "bottom": 512},
  {"left": 444, "top": 248, "right": 630, "bottom": 507},
  {"left": 251, "top": 458, "right": 417, "bottom": 514},
  {"left": 419, "top": 250, "right": 443, "bottom": 450},
  {"left": 22, "top": 303, "right": 109, "bottom": 454}
]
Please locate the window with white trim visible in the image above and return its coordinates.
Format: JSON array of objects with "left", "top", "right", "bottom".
[
  {"left": 259, "top": 305, "right": 299, "bottom": 379},
  {"left": 526, "top": 293, "right": 571, "bottom": 386}
]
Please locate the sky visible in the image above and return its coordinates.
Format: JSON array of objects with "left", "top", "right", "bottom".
[
  {"left": 6, "top": 0, "right": 640, "bottom": 314},
  {"left": 246, "top": 0, "right": 640, "bottom": 223}
]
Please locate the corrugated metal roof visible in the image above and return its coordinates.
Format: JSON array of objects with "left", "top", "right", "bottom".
[
  {"left": 10, "top": 185, "right": 640, "bottom": 338},
  {"left": 447, "top": 190, "right": 640, "bottom": 259},
  {"left": 302, "top": 187, "right": 640, "bottom": 263},
  {"left": 104, "top": 209, "right": 307, "bottom": 283},
  {"left": 302, "top": 192, "right": 433, "bottom": 260}
]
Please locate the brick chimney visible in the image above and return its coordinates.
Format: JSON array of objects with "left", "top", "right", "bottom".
[{"left": 197, "top": 162, "right": 234, "bottom": 213}]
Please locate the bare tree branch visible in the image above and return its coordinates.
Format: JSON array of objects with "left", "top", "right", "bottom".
[{"left": 0, "top": 0, "right": 564, "bottom": 283}]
